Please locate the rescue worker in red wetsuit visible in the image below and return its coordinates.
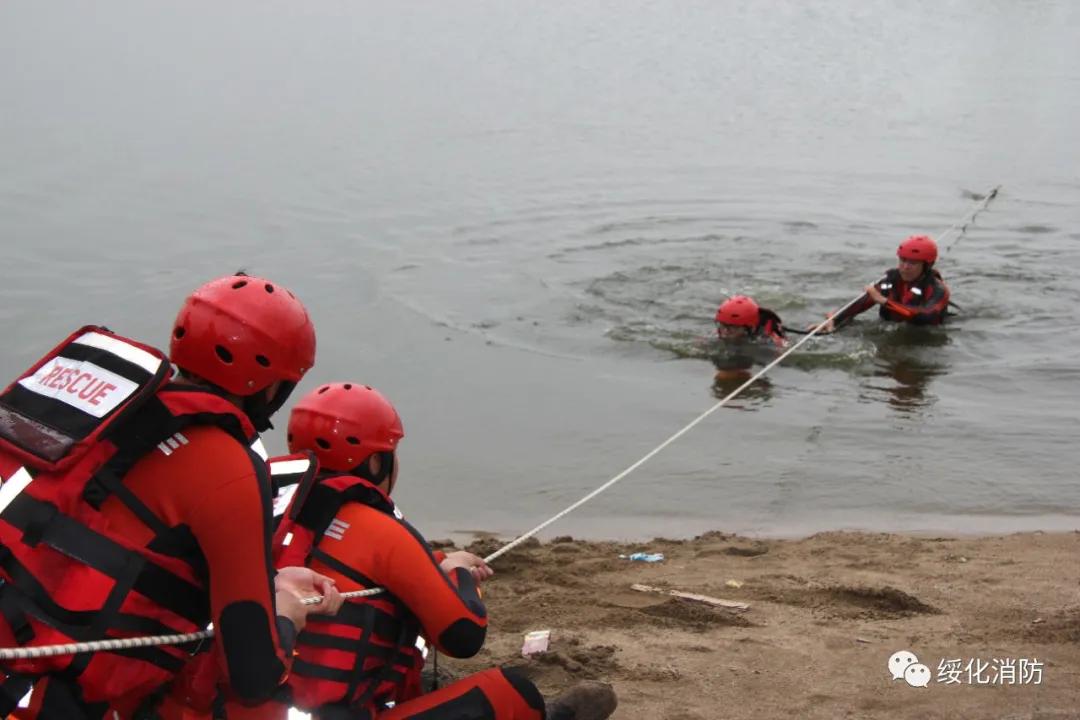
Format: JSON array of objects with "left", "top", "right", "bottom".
[
  {"left": 810, "top": 235, "right": 951, "bottom": 332},
  {"left": 257, "top": 383, "right": 617, "bottom": 720},
  {"left": 0, "top": 274, "right": 342, "bottom": 719}
]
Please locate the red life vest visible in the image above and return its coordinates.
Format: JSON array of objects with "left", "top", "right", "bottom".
[
  {"left": 753, "top": 308, "right": 787, "bottom": 347},
  {"left": 877, "top": 268, "right": 950, "bottom": 324},
  {"left": 0, "top": 326, "right": 260, "bottom": 702},
  {"left": 271, "top": 458, "right": 424, "bottom": 714}
]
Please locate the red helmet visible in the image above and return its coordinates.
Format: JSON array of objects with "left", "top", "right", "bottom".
[
  {"left": 715, "top": 295, "right": 760, "bottom": 328},
  {"left": 169, "top": 274, "right": 316, "bottom": 397},
  {"left": 288, "top": 383, "right": 404, "bottom": 472},
  {"left": 897, "top": 235, "right": 938, "bottom": 265}
]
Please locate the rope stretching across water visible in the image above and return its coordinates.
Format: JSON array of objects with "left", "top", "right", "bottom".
[{"left": 0, "top": 186, "right": 1001, "bottom": 662}]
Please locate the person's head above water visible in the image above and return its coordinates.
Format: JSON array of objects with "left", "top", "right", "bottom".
[
  {"left": 715, "top": 295, "right": 760, "bottom": 339},
  {"left": 896, "top": 235, "right": 938, "bottom": 283}
]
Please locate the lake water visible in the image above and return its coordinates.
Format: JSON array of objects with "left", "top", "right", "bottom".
[{"left": 3, "top": 0, "right": 1079, "bottom": 541}]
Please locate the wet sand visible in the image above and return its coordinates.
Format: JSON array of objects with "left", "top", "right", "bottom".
[{"left": 433, "top": 531, "right": 1080, "bottom": 719}]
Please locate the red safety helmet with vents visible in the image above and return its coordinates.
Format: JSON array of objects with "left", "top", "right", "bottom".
[
  {"left": 169, "top": 274, "right": 316, "bottom": 396},
  {"left": 288, "top": 383, "right": 404, "bottom": 472},
  {"left": 897, "top": 235, "right": 938, "bottom": 265},
  {"left": 715, "top": 295, "right": 760, "bottom": 328}
]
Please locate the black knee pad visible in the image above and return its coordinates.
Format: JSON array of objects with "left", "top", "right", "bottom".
[{"left": 499, "top": 667, "right": 545, "bottom": 712}]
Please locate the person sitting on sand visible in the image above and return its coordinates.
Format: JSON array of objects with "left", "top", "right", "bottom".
[
  {"left": 0, "top": 274, "right": 342, "bottom": 719},
  {"left": 248, "top": 382, "right": 619, "bottom": 720},
  {"left": 809, "top": 235, "right": 951, "bottom": 333}
]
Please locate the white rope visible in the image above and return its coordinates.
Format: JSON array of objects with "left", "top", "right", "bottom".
[
  {"left": 488, "top": 185, "right": 1000, "bottom": 560},
  {"left": 485, "top": 317, "right": 838, "bottom": 562},
  {"left": 0, "top": 594, "right": 384, "bottom": 660},
  {"left": 0, "top": 632, "right": 213, "bottom": 661},
  {"left": 938, "top": 185, "right": 1001, "bottom": 254},
  {"left": 0, "top": 186, "right": 1001, "bottom": 663},
  {"left": 307, "top": 588, "right": 383, "bottom": 603}
]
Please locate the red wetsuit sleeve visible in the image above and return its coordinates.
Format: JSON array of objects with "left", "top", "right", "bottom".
[
  {"left": 832, "top": 292, "right": 876, "bottom": 326},
  {"left": 113, "top": 426, "right": 292, "bottom": 705},
  {"left": 311, "top": 503, "right": 488, "bottom": 658},
  {"left": 184, "top": 451, "right": 292, "bottom": 703}
]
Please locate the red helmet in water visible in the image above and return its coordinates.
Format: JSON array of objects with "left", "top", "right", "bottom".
[
  {"left": 288, "top": 383, "right": 404, "bottom": 472},
  {"left": 170, "top": 274, "right": 316, "bottom": 431},
  {"left": 715, "top": 295, "right": 760, "bottom": 328},
  {"left": 897, "top": 235, "right": 938, "bottom": 265}
]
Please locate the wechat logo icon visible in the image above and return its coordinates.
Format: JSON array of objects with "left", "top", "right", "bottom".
[{"left": 889, "top": 650, "right": 930, "bottom": 688}]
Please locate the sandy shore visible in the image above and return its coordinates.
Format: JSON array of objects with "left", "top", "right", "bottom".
[{"left": 429, "top": 531, "right": 1080, "bottom": 720}]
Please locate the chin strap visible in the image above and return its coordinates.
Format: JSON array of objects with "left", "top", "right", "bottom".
[
  {"left": 352, "top": 451, "right": 395, "bottom": 487},
  {"left": 243, "top": 381, "right": 297, "bottom": 432}
]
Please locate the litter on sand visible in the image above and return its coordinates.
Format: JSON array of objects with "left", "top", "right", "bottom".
[
  {"left": 620, "top": 552, "right": 665, "bottom": 562},
  {"left": 631, "top": 583, "right": 750, "bottom": 611},
  {"left": 521, "top": 629, "right": 551, "bottom": 657}
]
